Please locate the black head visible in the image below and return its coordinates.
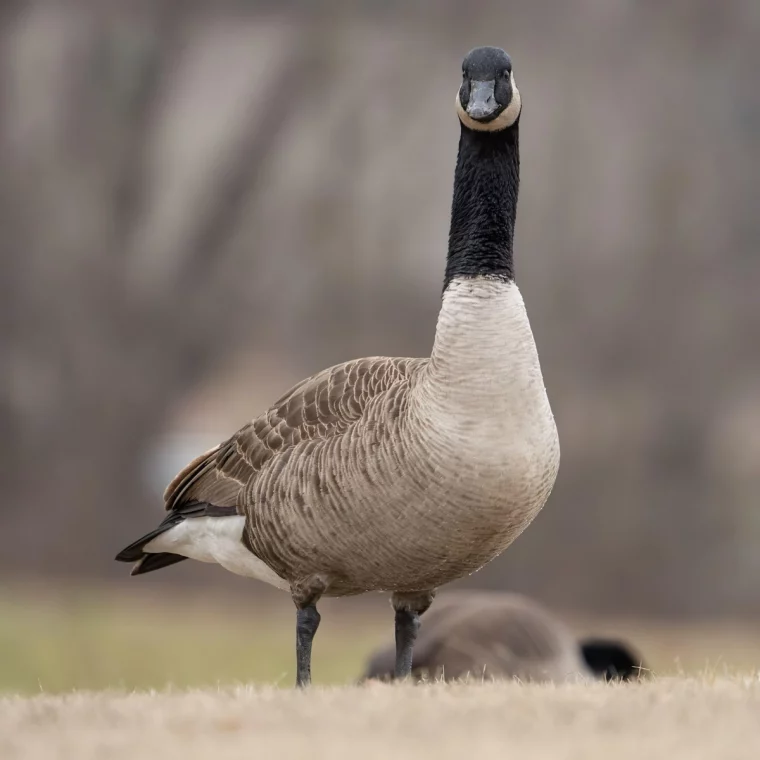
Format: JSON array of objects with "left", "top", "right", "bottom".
[
  {"left": 457, "top": 46, "right": 521, "bottom": 132},
  {"left": 580, "top": 639, "right": 647, "bottom": 682}
]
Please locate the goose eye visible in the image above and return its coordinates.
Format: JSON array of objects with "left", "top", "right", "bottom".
[{"left": 503, "top": 70, "right": 510, "bottom": 78}]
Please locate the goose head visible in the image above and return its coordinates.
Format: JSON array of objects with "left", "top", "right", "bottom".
[
  {"left": 580, "top": 638, "right": 648, "bottom": 682},
  {"left": 456, "top": 46, "right": 522, "bottom": 132}
]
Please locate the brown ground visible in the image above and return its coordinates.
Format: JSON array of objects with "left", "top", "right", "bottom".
[{"left": 3, "top": 677, "right": 760, "bottom": 760}]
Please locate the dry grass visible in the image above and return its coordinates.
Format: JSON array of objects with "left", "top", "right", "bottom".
[{"left": 3, "top": 677, "right": 760, "bottom": 760}]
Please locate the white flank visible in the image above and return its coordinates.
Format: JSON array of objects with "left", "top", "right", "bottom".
[{"left": 143, "top": 516, "right": 290, "bottom": 591}]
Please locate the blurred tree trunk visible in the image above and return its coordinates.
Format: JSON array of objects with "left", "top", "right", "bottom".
[
  {"left": 0, "top": 5, "right": 324, "bottom": 575},
  {"left": 1, "top": 0, "right": 759, "bottom": 616}
]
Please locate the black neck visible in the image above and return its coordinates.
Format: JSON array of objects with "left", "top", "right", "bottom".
[{"left": 444, "top": 123, "right": 520, "bottom": 291}]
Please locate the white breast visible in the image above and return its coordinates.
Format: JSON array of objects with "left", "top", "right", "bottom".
[
  {"left": 143, "top": 516, "right": 290, "bottom": 591},
  {"left": 421, "top": 278, "right": 559, "bottom": 466}
]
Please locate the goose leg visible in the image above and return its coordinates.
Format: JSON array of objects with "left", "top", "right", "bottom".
[
  {"left": 295, "top": 604, "right": 321, "bottom": 688},
  {"left": 394, "top": 608, "right": 420, "bottom": 678},
  {"left": 391, "top": 590, "right": 435, "bottom": 680},
  {"left": 292, "top": 577, "right": 327, "bottom": 688}
]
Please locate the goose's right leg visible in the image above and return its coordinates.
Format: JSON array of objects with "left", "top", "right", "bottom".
[
  {"left": 391, "top": 590, "right": 435, "bottom": 680},
  {"left": 295, "top": 604, "right": 320, "bottom": 687}
]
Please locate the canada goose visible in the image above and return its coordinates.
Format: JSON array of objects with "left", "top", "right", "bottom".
[
  {"left": 361, "top": 592, "right": 648, "bottom": 684},
  {"left": 116, "top": 46, "right": 559, "bottom": 688}
]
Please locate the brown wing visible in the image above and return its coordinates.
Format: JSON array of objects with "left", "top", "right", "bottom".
[{"left": 163, "top": 356, "right": 426, "bottom": 512}]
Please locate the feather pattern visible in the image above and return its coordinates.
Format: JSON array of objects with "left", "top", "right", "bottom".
[{"left": 146, "top": 280, "right": 558, "bottom": 597}]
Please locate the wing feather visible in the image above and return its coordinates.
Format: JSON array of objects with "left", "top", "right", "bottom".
[{"left": 163, "top": 357, "right": 425, "bottom": 512}]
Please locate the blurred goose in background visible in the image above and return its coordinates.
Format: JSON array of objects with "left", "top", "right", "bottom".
[
  {"left": 361, "top": 591, "right": 647, "bottom": 684},
  {"left": 116, "top": 46, "right": 560, "bottom": 688}
]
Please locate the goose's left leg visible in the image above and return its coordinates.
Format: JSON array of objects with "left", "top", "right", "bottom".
[
  {"left": 292, "top": 577, "right": 327, "bottom": 688},
  {"left": 391, "top": 590, "right": 435, "bottom": 680}
]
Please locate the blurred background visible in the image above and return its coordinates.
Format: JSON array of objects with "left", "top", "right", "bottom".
[{"left": 1, "top": 0, "right": 759, "bottom": 691}]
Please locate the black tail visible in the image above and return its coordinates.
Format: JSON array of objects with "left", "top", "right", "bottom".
[
  {"left": 129, "top": 552, "right": 188, "bottom": 576},
  {"left": 580, "top": 638, "right": 647, "bottom": 681},
  {"left": 115, "top": 501, "right": 238, "bottom": 576}
]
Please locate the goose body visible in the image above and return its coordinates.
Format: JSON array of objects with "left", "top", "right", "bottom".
[
  {"left": 117, "top": 46, "right": 560, "bottom": 686},
  {"left": 141, "top": 281, "right": 556, "bottom": 595},
  {"left": 362, "top": 592, "right": 646, "bottom": 684}
]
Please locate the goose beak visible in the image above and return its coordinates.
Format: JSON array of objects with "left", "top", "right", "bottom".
[{"left": 466, "top": 80, "right": 498, "bottom": 121}]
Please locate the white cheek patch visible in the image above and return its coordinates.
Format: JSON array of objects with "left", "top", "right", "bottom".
[{"left": 456, "top": 72, "right": 522, "bottom": 132}]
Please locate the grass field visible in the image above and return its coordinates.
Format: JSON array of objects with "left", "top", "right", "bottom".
[
  {"left": 3, "top": 583, "right": 760, "bottom": 692},
  {"left": 4, "top": 678, "right": 760, "bottom": 760},
  {"left": 3, "top": 584, "right": 760, "bottom": 758},
  {"left": 0, "top": 584, "right": 386, "bottom": 692}
]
